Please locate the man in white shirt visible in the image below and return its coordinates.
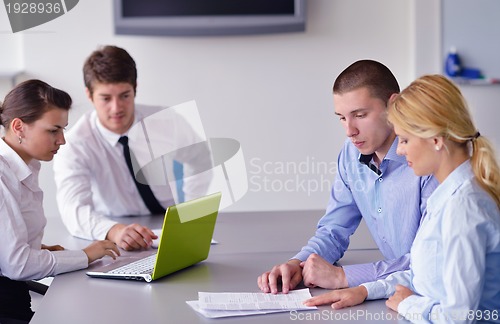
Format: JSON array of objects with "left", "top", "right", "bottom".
[{"left": 54, "top": 45, "right": 211, "bottom": 250}]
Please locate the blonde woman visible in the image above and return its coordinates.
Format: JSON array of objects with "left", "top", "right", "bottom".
[{"left": 304, "top": 75, "right": 500, "bottom": 323}]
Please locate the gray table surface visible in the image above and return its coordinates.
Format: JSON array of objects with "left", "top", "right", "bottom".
[{"left": 32, "top": 210, "right": 407, "bottom": 323}]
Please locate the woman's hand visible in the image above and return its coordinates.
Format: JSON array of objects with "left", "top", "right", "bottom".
[
  {"left": 386, "top": 284, "right": 414, "bottom": 312},
  {"left": 83, "top": 240, "right": 121, "bottom": 264},
  {"left": 41, "top": 244, "right": 65, "bottom": 251},
  {"left": 303, "top": 286, "right": 368, "bottom": 309}
]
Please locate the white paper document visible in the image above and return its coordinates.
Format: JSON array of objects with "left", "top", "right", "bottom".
[
  {"left": 187, "top": 288, "right": 316, "bottom": 318},
  {"left": 197, "top": 288, "right": 317, "bottom": 311},
  {"left": 186, "top": 300, "right": 288, "bottom": 318}
]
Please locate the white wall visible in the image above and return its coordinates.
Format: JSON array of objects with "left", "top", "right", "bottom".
[
  {"left": 0, "top": 6, "right": 23, "bottom": 95},
  {"left": 1, "top": 0, "right": 497, "bottom": 219}
]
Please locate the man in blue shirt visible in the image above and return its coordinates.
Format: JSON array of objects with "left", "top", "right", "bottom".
[
  {"left": 304, "top": 74, "right": 500, "bottom": 322},
  {"left": 257, "top": 60, "right": 438, "bottom": 294}
]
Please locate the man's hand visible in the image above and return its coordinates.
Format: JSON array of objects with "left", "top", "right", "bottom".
[
  {"left": 106, "top": 223, "right": 158, "bottom": 251},
  {"left": 304, "top": 286, "right": 368, "bottom": 309},
  {"left": 301, "top": 253, "right": 348, "bottom": 289},
  {"left": 386, "top": 284, "right": 413, "bottom": 312},
  {"left": 257, "top": 259, "right": 303, "bottom": 294}
]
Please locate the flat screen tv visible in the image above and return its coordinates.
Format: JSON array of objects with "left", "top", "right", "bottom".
[{"left": 113, "top": 0, "right": 306, "bottom": 36}]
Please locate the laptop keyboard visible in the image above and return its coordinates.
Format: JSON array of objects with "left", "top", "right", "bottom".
[{"left": 108, "top": 254, "right": 157, "bottom": 275}]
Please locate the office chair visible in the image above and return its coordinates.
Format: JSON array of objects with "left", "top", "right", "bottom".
[{"left": 26, "top": 280, "right": 48, "bottom": 295}]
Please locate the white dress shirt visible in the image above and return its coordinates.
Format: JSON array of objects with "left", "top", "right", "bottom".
[
  {"left": 53, "top": 104, "right": 211, "bottom": 241},
  {"left": 0, "top": 139, "right": 87, "bottom": 281},
  {"left": 362, "top": 161, "right": 500, "bottom": 323}
]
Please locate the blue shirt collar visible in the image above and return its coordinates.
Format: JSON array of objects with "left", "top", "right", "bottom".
[
  {"left": 385, "top": 136, "right": 407, "bottom": 164},
  {"left": 358, "top": 136, "right": 407, "bottom": 171}
]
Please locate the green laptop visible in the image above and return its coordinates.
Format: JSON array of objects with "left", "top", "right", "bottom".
[{"left": 86, "top": 192, "right": 221, "bottom": 282}]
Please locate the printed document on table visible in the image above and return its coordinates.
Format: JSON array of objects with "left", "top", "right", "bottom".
[
  {"left": 197, "top": 288, "right": 317, "bottom": 311},
  {"left": 186, "top": 301, "right": 288, "bottom": 318}
]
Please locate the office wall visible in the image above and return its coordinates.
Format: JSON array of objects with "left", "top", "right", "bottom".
[
  {"left": 1, "top": 0, "right": 497, "bottom": 219},
  {"left": 440, "top": 0, "right": 500, "bottom": 151},
  {"left": 0, "top": 33, "right": 22, "bottom": 93}
]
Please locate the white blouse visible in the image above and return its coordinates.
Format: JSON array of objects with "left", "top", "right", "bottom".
[{"left": 0, "top": 138, "right": 87, "bottom": 281}]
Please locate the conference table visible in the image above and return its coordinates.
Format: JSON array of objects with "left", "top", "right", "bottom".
[{"left": 31, "top": 210, "right": 409, "bottom": 323}]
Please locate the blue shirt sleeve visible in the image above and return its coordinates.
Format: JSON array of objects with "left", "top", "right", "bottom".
[
  {"left": 344, "top": 175, "right": 438, "bottom": 286},
  {"left": 293, "top": 147, "right": 363, "bottom": 263},
  {"left": 343, "top": 253, "right": 411, "bottom": 287},
  {"left": 361, "top": 270, "right": 412, "bottom": 300}
]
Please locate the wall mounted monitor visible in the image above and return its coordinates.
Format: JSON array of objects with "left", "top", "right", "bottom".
[{"left": 113, "top": 0, "right": 306, "bottom": 36}]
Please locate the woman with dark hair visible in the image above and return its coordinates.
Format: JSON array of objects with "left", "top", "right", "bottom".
[{"left": 0, "top": 80, "right": 120, "bottom": 323}]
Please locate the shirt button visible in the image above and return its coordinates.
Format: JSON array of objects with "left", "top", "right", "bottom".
[
  {"left": 377, "top": 208, "right": 382, "bottom": 213},
  {"left": 378, "top": 178, "right": 383, "bottom": 182}
]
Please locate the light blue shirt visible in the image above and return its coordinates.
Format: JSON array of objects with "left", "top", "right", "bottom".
[
  {"left": 362, "top": 160, "right": 500, "bottom": 323},
  {"left": 294, "top": 138, "right": 437, "bottom": 286}
]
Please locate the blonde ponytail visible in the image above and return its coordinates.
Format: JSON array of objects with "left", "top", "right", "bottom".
[{"left": 471, "top": 136, "right": 500, "bottom": 207}]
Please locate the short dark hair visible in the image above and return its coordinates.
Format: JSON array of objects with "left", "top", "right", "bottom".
[
  {"left": 83, "top": 45, "right": 137, "bottom": 96},
  {"left": 333, "top": 60, "right": 400, "bottom": 104},
  {"left": 0, "top": 79, "right": 72, "bottom": 130}
]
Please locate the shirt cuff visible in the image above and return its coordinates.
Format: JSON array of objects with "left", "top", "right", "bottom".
[
  {"left": 93, "top": 219, "right": 119, "bottom": 240},
  {"left": 360, "top": 281, "right": 389, "bottom": 300},
  {"left": 397, "top": 294, "right": 421, "bottom": 321},
  {"left": 291, "top": 251, "right": 311, "bottom": 262},
  {"left": 343, "top": 263, "right": 376, "bottom": 287},
  {"left": 53, "top": 250, "right": 89, "bottom": 275}
]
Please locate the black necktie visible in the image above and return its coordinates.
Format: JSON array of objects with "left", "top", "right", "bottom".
[{"left": 118, "top": 136, "right": 166, "bottom": 214}]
